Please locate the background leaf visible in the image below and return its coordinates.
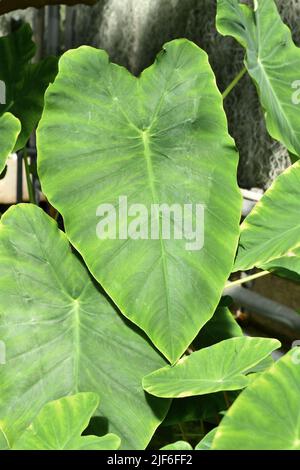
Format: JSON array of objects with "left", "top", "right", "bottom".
[
  {"left": 13, "top": 393, "right": 121, "bottom": 450},
  {"left": 217, "top": 0, "right": 300, "bottom": 157},
  {"left": 193, "top": 305, "right": 242, "bottom": 349},
  {"left": 212, "top": 349, "right": 300, "bottom": 449},
  {"left": 0, "top": 24, "right": 58, "bottom": 150},
  {"left": 143, "top": 337, "right": 280, "bottom": 398},
  {"left": 0, "top": 204, "right": 169, "bottom": 450},
  {"left": 235, "top": 162, "right": 300, "bottom": 271},
  {"left": 37, "top": 39, "right": 241, "bottom": 363}
]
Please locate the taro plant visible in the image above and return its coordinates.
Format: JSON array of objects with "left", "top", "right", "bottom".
[{"left": 1, "top": 0, "right": 300, "bottom": 450}]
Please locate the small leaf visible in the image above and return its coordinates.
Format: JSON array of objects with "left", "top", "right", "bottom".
[
  {"left": 235, "top": 162, "right": 300, "bottom": 271},
  {"left": 12, "top": 393, "right": 121, "bottom": 450},
  {"left": 212, "top": 350, "right": 300, "bottom": 449},
  {"left": 142, "top": 337, "right": 280, "bottom": 398},
  {"left": 217, "top": 0, "right": 300, "bottom": 157},
  {"left": 160, "top": 441, "right": 193, "bottom": 451}
]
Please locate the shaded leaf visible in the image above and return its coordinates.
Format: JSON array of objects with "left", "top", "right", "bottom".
[
  {"left": 0, "top": 24, "right": 58, "bottom": 150},
  {"left": 193, "top": 306, "right": 242, "bottom": 349}
]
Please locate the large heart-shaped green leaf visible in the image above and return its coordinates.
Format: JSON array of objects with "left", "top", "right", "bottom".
[
  {"left": 0, "top": 113, "right": 20, "bottom": 174},
  {"left": 0, "top": 24, "right": 58, "bottom": 150},
  {"left": 235, "top": 162, "right": 300, "bottom": 271},
  {"left": 37, "top": 39, "right": 241, "bottom": 363},
  {"left": 0, "top": 1, "right": 97, "bottom": 15},
  {"left": 216, "top": 0, "right": 300, "bottom": 157},
  {"left": 0, "top": 204, "right": 169, "bottom": 450},
  {"left": 212, "top": 349, "right": 300, "bottom": 449},
  {"left": 13, "top": 393, "right": 121, "bottom": 450},
  {"left": 142, "top": 337, "right": 280, "bottom": 398}
]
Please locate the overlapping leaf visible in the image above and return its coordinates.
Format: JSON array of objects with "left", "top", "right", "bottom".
[
  {"left": 261, "top": 246, "right": 300, "bottom": 283},
  {"left": 0, "top": 113, "right": 20, "bottom": 174},
  {"left": 235, "top": 161, "right": 300, "bottom": 271},
  {"left": 142, "top": 337, "right": 280, "bottom": 398},
  {"left": 195, "top": 428, "right": 217, "bottom": 450},
  {"left": 37, "top": 39, "right": 241, "bottom": 363},
  {"left": 13, "top": 393, "right": 121, "bottom": 450},
  {"left": 217, "top": 0, "right": 300, "bottom": 157},
  {"left": 0, "top": 204, "right": 169, "bottom": 450},
  {"left": 0, "top": 24, "right": 58, "bottom": 150},
  {"left": 212, "top": 350, "right": 300, "bottom": 449}
]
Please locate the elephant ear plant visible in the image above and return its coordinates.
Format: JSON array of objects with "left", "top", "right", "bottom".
[{"left": 1, "top": 0, "right": 300, "bottom": 451}]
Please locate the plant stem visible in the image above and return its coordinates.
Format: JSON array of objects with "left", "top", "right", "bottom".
[
  {"left": 225, "top": 270, "right": 270, "bottom": 289},
  {"left": 178, "top": 423, "right": 188, "bottom": 442},
  {"left": 222, "top": 66, "right": 247, "bottom": 100},
  {"left": 23, "top": 149, "right": 36, "bottom": 205}
]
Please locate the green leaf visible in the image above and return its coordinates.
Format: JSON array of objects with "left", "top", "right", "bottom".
[
  {"left": 193, "top": 306, "right": 242, "bottom": 349},
  {"left": 160, "top": 441, "right": 193, "bottom": 451},
  {"left": 0, "top": 1, "right": 97, "bottom": 16},
  {"left": 212, "top": 349, "right": 300, "bottom": 449},
  {"left": 261, "top": 246, "right": 300, "bottom": 283},
  {"left": 235, "top": 162, "right": 300, "bottom": 271},
  {"left": 37, "top": 39, "right": 241, "bottom": 363},
  {"left": 0, "top": 204, "right": 169, "bottom": 450},
  {"left": 195, "top": 428, "right": 217, "bottom": 450},
  {"left": 142, "top": 337, "right": 280, "bottom": 398},
  {"left": 0, "top": 113, "right": 20, "bottom": 174},
  {"left": 216, "top": 0, "right": 300, "bottom": 157},
  {"left": 0, "top": 24, "right": 58, "bottom": 150},
  {"left": 12, "top": 393, "right": 121, "bottom": 450}
]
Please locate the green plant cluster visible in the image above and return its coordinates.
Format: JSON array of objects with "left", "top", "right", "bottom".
[{"left": 1, "top": 0, "right": 300, "bottom": 450}]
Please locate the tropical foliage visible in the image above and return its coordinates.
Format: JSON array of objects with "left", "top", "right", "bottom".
[{"left": 0, "top": 0, "right": 300, "bottom": 450}]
